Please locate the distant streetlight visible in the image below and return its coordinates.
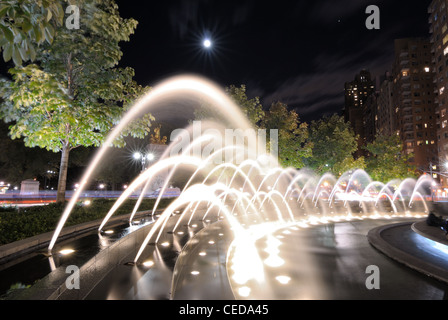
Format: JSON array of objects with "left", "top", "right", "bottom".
[{"left": 133, "top": 151, "right": 155, "bottom": 172}]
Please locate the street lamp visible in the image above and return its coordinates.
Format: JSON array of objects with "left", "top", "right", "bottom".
[{"left": 133, "top": 152, "right": 155, "bottom": 172}]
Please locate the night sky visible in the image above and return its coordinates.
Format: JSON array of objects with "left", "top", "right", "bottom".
[{"left": 115, "top": 0, "right": 432, "bottom": 122}]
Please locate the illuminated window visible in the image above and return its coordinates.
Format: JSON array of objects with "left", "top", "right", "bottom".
[
  {"left": 441, "top": 86, "right": 446, "bottom": 95},
  {"left": 444, "top": 34, "right": 448, "bottom": 44},
  {"left": 402, "top": 71, "right": 409, "bottom": 77},
  {"left": 445, "top": 47, "right": 448, "bottom": 56},
  {"left": 443, "top": 120, "right": 448, "bottom": 128}
]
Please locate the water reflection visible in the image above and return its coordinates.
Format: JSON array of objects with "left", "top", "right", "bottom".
[{"left": 0, "top": 215, "right": 156, "bottom": 298}]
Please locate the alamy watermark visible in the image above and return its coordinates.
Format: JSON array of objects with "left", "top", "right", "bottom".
[
  {"left": 366, "top": 5, "right": 380, "bottom": 30},
  {"left": 169, "top": 121, "right": 279, "bottom": 165},
  {"left": 65, "top": 5, "right": 80, "bottom": 30},
  {"left": 365, "top": 265, "right": 380, "bottom": 290},
  {"left": 65, "top": 265, "right": 80, "bottom": 290}
]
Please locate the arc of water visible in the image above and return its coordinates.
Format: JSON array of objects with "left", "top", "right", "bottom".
[
  {"left": 98, "top": 156, "right": 203, "bottom": 232},
  {"left": 283, "top": 171, "right": 310, "bottom": 201},
  {"left": 130, "top": 133, "right": 217, "bottom": 223},
  {"left": 409, "top": 175, "right": 436, "bottom": 208},
  {"left": 328, "top": 171, "right": 352, "bottom": 207},
  {"left": 312, "top": 173, "right": 336, "bottom": 204},
  {"left": 217, "top": 158, "right": 266, "bottom": 216},
  {"left": 133, "top": 184, "right": 245, "bottom": 263},
  {"left": 258, "top": 189, "right": 295, "bottom": 222},
  {"left": 48, "top": 75, "right": 255, "bottom": 252}
]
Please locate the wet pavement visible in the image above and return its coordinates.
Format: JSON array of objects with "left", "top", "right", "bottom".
[
  {"left": 85, "top": 216, "right": 448, "bottom": 300},
  {"left": 0, "top": 216, "right": 156, "bottom": 298},
  {"left": 3, "top": 212, "right": 448, "bottom": 300}
]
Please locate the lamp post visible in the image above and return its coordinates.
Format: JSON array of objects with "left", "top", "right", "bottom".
[{"left": 133, "top": 152, "right": 155, "bottom": 172}]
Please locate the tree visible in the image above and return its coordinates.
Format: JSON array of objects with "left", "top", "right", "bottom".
[
  {"left": 0, "top": 0, "right": 67, "bottom": 66},
  {"left": 305, "top": 114, "right": 365, "bottom": 176},
  {"left": 260, "top": 101, "right": 312, "bottom": 169},
  {"left": 364, "top": 134, "right": 417, "bottom": 183},
  {"left": 0, "top": 0, "right": 154, "bottom": 202},
  {"left": 194, "top": 84, "right": 264, "bottom": 127}
]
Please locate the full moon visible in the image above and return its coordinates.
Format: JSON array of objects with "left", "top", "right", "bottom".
[{"left": 203, "top": 39, "right": 212, "bottom": 48}]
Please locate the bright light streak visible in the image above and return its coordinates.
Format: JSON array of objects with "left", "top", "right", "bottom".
[{"left": 59, "top": 249, "right": 75, "bottom": 255}]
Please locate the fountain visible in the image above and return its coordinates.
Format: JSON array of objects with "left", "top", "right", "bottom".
[{"left": 44, "top": 75, "right": 435, "bottom": 300}]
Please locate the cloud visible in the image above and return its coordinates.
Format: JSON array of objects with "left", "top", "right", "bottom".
[{"left": 262, "top": 32, "right": 396, "bottom": 120}]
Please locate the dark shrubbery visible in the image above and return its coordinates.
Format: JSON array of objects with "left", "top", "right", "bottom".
[{"left": 0, "top": 197, "right": 175, "bottom": 245}]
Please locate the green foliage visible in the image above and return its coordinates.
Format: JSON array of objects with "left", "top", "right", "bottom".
[
  {"left": 0, "top": 0, "right": 66, "bottom": 66},
  {"left": 0, "top": 197, "right": 175, "bottom": 245},
  {"left": 225, "top": 85, "right": 265, "bottom": 126},
  {"left": 260, "top": 101, "right": 312, "bottom": 169},
  {"left": 194, "top": 84, "right": 264, "bottom": 127},
  {"left": 305, "top": 114, "right": 364, "bottom": 176},
  {"left": 364, "top": 134, "right": 417, "bottom": 183},
  {"left": 0, "top": 0, "right": 154, "bottom": 201}
]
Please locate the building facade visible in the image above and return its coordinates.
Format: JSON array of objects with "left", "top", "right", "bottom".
[
  {"left": 392, "top": 38, "right": 438, "bottom": 175},
  {"left": 429, "top": 0, "right": 448, "bottom": 184},
  {"left": 344, "top": 69, "right": 376, "bottom": 155},
  {"left": 376, "top": 73, "right": 395, "bottom": 136}
]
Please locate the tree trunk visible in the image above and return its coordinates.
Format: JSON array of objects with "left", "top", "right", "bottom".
[{"left": 56, "top": 144, "right": 70, "bottom": 203}]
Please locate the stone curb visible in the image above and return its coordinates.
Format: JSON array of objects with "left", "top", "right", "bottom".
[{"left": 367, "top": 221, "right": 448, "bottom": 285}]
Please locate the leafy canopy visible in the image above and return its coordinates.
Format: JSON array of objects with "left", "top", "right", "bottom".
[
  {"left": 305, "top": 114, "right": 365, "bottom": 176},
  {"left": 364, "top": 134, "right": 417, "bottom": 183},
  {"left": 261, "top": 101, "right": 312, "bottom": 169},
  {"left": 0, "top": 0, "right": 153, "bottom": 153}
]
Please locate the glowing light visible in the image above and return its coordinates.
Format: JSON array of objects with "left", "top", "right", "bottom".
[
  {"left": 83, "top": 200, "right": 91, "bottom": 206},
  {"left": 191, "top": 271, "right": 200, "bottom": 275},
  {"left": 276, "top": 275, "right": 291, "bottom": 284},
  {"left": 264, "top": 235, "right": 284, "bottom": 268},
  {"left": 59, "top": 249, "right": 75, "bottom": 255},
  {"left": 143, "top": 260, "right": 154, "bottom": 267},
  {"left": 238, "top": 286, "right": 251, "bottom": 297},
  {"left": 203, "top": 39, "right": 212, "bottom": 48},
  {"left": 208, "top": 240, "right": 215, "bottom": 245},
  {"left": 161, "top": 242, "right": 170, "bottom": 247},
  {"left": 104, "top": 230, "right": 114, "bottom": 234},
  {"left": 133, "top": 152, "right": 141, "bottom": 160},
  {"left": 199, "top": 251, "right": 207, "bottom": 256}
]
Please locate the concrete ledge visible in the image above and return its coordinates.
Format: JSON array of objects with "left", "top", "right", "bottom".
[
  {"left": 412, "top": 220, "right": 448, "bottom": 246},
  {"left": 367, "top": 221, "right": 448, "bottom": 285},
  {"left": 0, "top": 210, "right": 153, "bottom": 264}
]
